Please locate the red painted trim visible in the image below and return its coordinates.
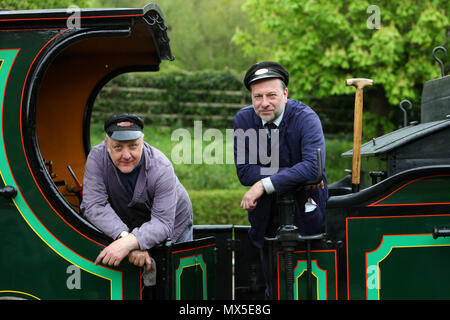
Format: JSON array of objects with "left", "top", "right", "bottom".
[
  {"left": 171, "top": 243, "right": 215, "bottom": 255},
  {"left": 17, "top": 29, "right": 108, "bottom": 248},
  {"left": 0, "top": 28, "right": 64, "bottom": 32},
  {"left": 368, "top": 174, "right": 450, "bottom": 207},
  {"left": 348, "top": 212, "right": 450, "bottom": 220},
  {"left": 0, "top": 13, "right": 142, "bottom": 23},
  {"left": 4, "top": 34, "right": 126, "bottom": 299},
  {"left": 139, "top": 268, "right": 142, "bottom": 300},
  {"left": 346, "top": 218, "right": 350, "bottom": 300},
  {"left": 1, "top": 48, "right": 20, "bottom": 115}
]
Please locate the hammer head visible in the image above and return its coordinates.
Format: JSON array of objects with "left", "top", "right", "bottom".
[{"left": 346, "top": 78, "right": 373, "bottom": 88}]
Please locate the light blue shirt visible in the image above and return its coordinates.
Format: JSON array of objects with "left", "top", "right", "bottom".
[
  {"left": 260, "top": 109, "right": 284, "bottom": 194},
  {"left": 261, "top": 109, "right": 284, "bottom": 132}
]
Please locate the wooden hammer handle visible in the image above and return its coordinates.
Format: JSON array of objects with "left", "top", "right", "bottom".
[
  {"left": 346, "top": 78, "right": 373, "bottom": 192},
  {"left": 352, "top": 87, "right": 364, "bottom": 187}
]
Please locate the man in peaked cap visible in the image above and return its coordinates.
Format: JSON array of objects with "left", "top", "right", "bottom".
[
  {"left": 234, "top": 62, "right": 328, "bottom": 298},
  {"left": 81, "top": 113, "right": 193, "bottom": 278},
  {"left": 243, "top": 61, "right": 290, "bottom": 91}
]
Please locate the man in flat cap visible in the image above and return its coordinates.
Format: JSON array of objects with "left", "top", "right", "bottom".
[
  {"left": 81, "top": 113, "right": 193, "bottom": 276},
  {"left": 233, "top": 62, "right": 328, "bottom": 297}
]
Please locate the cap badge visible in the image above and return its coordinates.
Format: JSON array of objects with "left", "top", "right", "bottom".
[
  {"left": 254, "top": 68, "right": 269, "bottom": 76},
  {"left": 117, "top": 121, "right": 134, "bottom": 127}
]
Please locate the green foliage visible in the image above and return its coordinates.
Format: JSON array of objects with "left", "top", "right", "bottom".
[
  {"left": 325, "top": 139, "right": 353, "bottom": 184},
  {"left": 91, "top": 0, "right": 148, "bottom": 8},
  {"left": 152, "top": 0, "right": 259, "bottom": 73},
  {"left": 89, "top": 0, "right": 268, "bottom": 72},
  {"left": 235, "top": 0, "right": 449, "bottom": 106},
  {"left": 94, "top": 71, "right": 251, "bottom": 128},
  {"left": 362, "top": 112, "right": 396, "bottom": 141},
  {"left": 189, "top": 189, "right": 248, "bottom": 225},
  {"left": 0, "top": 0, "right": 92, "bottom": 10},
  {"left": 111, "top": 69, "right": 245, "bottom": 91},
  {"left": 90, "top": 122, "right": 246, "bottom": 190}
]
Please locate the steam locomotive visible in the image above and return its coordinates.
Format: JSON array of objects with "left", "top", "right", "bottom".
[{"left": 0, "top": 4, "right": 448, "bottom": 300}]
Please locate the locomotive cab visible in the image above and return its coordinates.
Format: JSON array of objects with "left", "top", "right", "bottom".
[
  {"left": 0, "top": 5, "right": 216, "bottom": 300},
  {"left": 18, "top": 5, "right": 173, "bottom": 240}
]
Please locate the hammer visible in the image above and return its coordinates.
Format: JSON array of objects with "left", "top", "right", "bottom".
[{"left": 346, "top": 78, "right": 373, "bottom": 193}]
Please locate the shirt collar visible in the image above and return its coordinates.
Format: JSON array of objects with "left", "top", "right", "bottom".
[{"left": 261, "top": 108, "right": 285, "bottom": 127}]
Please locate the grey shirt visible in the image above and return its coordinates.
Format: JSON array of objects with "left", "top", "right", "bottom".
[{"left": 80, "top": 141, "right": 193, "bottom": 250}]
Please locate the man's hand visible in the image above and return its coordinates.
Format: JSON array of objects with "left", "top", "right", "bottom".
[
  {"left": 241, "top": 180, "right": 265, "bottom": 211},
  {"left": 304, "top": 180, "right": 324, "bottom": 191},
  {"left": 95, "top": 233, "right": 140, "bottom": 268},
  {"left": 128, "top": 250, "right": 152, "bottom": 273}
]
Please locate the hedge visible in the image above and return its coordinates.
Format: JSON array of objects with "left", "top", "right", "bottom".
[
  {"left": 189, "top": 189, "right": 249, "bottom": 225},
  {"left": 93, "top": 70, "right": 251, "bottom": 128}
]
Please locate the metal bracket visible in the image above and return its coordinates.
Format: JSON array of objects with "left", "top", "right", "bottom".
[{"left": 0, "top": 185, "right": 17, "bottom": 199}]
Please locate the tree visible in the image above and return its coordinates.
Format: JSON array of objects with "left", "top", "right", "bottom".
[
  {"left": 234, "top": 0, "right": 449, "bottom": 131},
  {"left": 91, "top": 0, "right": 147, "bottom": 9},
  {"left": 156, "top": 0, "right": 259, "bottom": 72},
  {"left": 93, "top": 0, "right": 263, "bottom": 73},
  {"left": 0, "top": 0, "right": 92, "bottom": 10}
]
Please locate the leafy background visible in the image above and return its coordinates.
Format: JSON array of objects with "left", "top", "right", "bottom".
[{"left": 2, "top": 0, "right": 448, "bottom": 224}]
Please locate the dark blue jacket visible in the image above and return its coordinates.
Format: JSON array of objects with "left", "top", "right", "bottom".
[{"left": 233, "top": 99, "right": 328, "bottom": 248}]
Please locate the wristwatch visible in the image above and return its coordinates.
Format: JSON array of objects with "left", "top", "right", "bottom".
[{"left": 118, "top": 231, "right": 129, "bottom": 239}]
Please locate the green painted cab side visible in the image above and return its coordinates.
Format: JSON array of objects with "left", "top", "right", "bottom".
[
  {"left": 0, "top": 22, "right": 141, "bottom": 301},
  {"left": 347, "top": 214, "right": 450, "bottom": 300}
]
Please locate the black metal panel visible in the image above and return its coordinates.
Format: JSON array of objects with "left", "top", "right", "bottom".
[
  {"left": 147, "top": 236, "right": 216, "bottom": 300},
  {"left": 342, "top": 119, "right": 450, "bottom": 157},
  {"left": 146, "top": 240, "right": 171, "bottom": 300},
  {"left": 234, "top": 226, "right": 266, "bottom": 300},
  {"left": 194, "top": 225, "right": 233, "bottom": 299},
  {"left": 388, "top": 127, "right": 450, "bottom": 175},
  {"left": 339, "top": 120, "right": 450, "bottom": 189},
  {"left": 421, "top": 75, "right": 450, "bottom": 123}
]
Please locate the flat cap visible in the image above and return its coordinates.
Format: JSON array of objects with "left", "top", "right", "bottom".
[
  {"left": 104, "top": 113, "right": 144, "bottom": 141},
  {"left": 243, "top": 61, "right": 289, "bottom": 90}
]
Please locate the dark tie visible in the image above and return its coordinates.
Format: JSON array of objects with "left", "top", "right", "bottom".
[{"left": 264, "top": 122, "right": 277, "bottom": 139}]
